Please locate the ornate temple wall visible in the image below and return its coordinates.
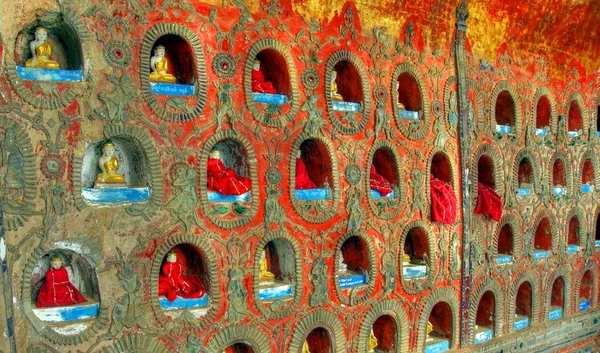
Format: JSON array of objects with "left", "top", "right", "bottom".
[{"left": 0, "top": 0, "right": 600, "bottom": 353}]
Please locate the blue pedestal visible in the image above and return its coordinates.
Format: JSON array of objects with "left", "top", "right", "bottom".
[
  {"left": 532, "top": 250, "right": 550, "bottom": 259},
  {"left": 159, "top": 295, "right": 209, "bottom": 311},
  {"left": 257, "top": 282, "right": 293, "bottom": 300},
  {"left": 397, "top": 109, "right": 419, "bottom": 120},
  {"left": 332, "top": 101, "right": 360, "bottom": 112},
  {"left": 495, "top": 255, "right": 513, "bottom": 264},
  {"left": 425, "top": 338, "right": 449, "bottom": 353},
  {"left": 33, "top": 301, "right": 99, "bottom": 322},
  {"left": 548, "top": 307, "right": 563, "bottom": 321},
  {"left": 82, "top": 187, "right": 150, "bottom": 204},
  {"left": 596, "top": 131, "right": 600, "bottom": 138},
  {"left": 370, "top": 189, "right": 395, "bottom": 199},
  {"left": 403, "top": 263, "right": 427, "bottom": 279},
  {"left": 295, "top": 188, "right": 328, "bottom": 200},
  {"left": 566, "top": 245, "right": 580, "bottom": 253},
  {"left": 579, "top": 299, "right": 590, "bottom": 312},
  {"left": 595, "top": 240, "right": 600, "bottom": 248},
  {"left": 514, "top": 316, "right": 529, "bottom": 331},
  {"left": 150, "top": 82, "right": 195, "bottom": 96},
  {"left": 581, "top": 184, "right": 594, "bottom": 193},
  {"left": 207, "top": 191, "right": 250, "bottom": 202},
  {"left": 252, "top": 92, "right": 288, "bottom": 104},
  {"left": 17, "top": 66, "right": 83, "bottom": 82},
  {"left": 517, "top": 188, "right": 533, "bottom": 196},
  {"left": 536, "top": 128, "right": 549, "bottom": 137},
  {"left": 552, "top": 187, "right": 565, "bottom": 196},
  {"left": 474, "top": 327, "right": 493, "bottom": 344},
  {"left": 338, "top": 271, "right": 367, "bottom": 289},
  {"left": 496, "top": 124, "right": 512, "bottom": 134},
  {"left": 568, "top": 131, "right": 580, "bottom": 138}
]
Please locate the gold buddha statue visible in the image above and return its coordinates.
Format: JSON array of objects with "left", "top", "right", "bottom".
[
  {"left": 259, "top": 249, "right": 276, "bottom": 283},
  {"left": 330, "top": 70, "right": 344, "bottom": 101},
  {"left": 95, "top": 140, "right": 126, "bottom": 187},
  {"left": 149, "top": 45, "right": 177, "bottom": 83},
  {"left": 395, "top": 82, "right": 406, "bottom": 110},
  {"left": 402, "top": 251, "right": 411, "bottom": 263},
  {"left": 427, "top": 321, "right": 434, "bottom": 335},
  {"left": 25, "top": 27, "right": 60, "bottom": 69},
  {"left": 301, "top": 341, "right": 310, "bottom": 353},
  {"left": 368, "top": 328, "right": 378, "bottom": 352}
]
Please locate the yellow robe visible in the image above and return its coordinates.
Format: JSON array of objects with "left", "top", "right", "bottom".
[
  {"left": 25, "top": 42, "right": 60, "bottom": 69},
  {"left": 96, "top": 156, "right": 126, "bottom": 184},
  {"left": 259, "top": 255, "right": 276, "bottom": 282},
  {"left": 149, "top": 57, "right": 177, "bottom": 83},
  {"left": 331, "top": 81, "right": 344, "bottom": 101},
  {"left": 368, "top": 329, "right": 378, "bottom": 351}
]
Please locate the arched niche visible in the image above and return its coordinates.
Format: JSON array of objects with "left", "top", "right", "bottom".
[
  {"left": 205, "top": 324, "right": 270, "bottom": 353},
  {"left": 288, "top": 310, "right": 347, "bottom": 353},
  {"left": 494, "top": 90, "right": 516, "bottom": 134},
  {"left": 149, "top": 35, "right": 195, "bottom": 85},
  {"left": 513, "top": 281, "right": 533, "bottom": 331},
  {"left": 332, "top": 60, "right": 363, "bottom": 104},
  {"left": 294, "top": 138, "right": 334, "bottom": 201},
  {"left": 595, "top": 211, "right": 600, "bottom": 249},
  {"left": 425, "top": 302, "right": 453, "bottom": 351},
  {"left": 473, "top": 149, "right": 503, "bottom": 221},
  {"left": 369, "top": 147, "right": 399, "bottom": 199},
  {"left": 304, "top": 327, "right": 333, "bottom": 353},
  {"left": 469, "top": 278, "right": 503, "bottom": 345},
  {"left": 358, "top": 300, "right": 409, "bottom": 353},
  {"left": 516, "top": 156, "right": 534, "bottom": 196},
  {"left": 549, "top": 151, "right": 571, "bottom": 198},
  {"left": 567, "top": 215, "right": 582, "bottom": 252},
  {"left": 532, "top": 86, "right": 557, "bottom": 137},
  {"left": 402, "top": 227, "right": 430, "bottom": 279},
  {"left": 552, "top": 159, "right": 566, "bottom": 195},
  {"left": 581, "top": 158, "right": 595, "bottom": 192},
  {"left": 473, "top": 291, "right": 496, "bottom": 344},
  {"left": 207, "top": 139, "right": 252, "bottom": 194},
  {"left": 334, "top": 232, "right": 376, "bottom": 305},
  {"left": 224, "top": 343, "right": 255, "bottom": 353},
  {"left": 391, "top": 62, "right": 430, "bottom": 140},
  {"left": 396, "top": 72, "right": 422, "bottom": 118},
  {"left": 578, "top": 270, "right": 593, "bottom": 312},
  {"left": 549, "top": 276, "right": 565, "bottom": 320},
  {"left": 496, "top": 223, "right": 514, "bottom": 263},
  {"left": 477, "top": 154, "right": 496, "bottom": 190},
  {"left": 533, "top": 217, "right": 553, "bottom": 257},
  {"left": 428, "top": 150, "right": 457, "bottom": 225},
  {"left": 253, "top": 49, "right": 290, "bottom": 96},
  {"left": 568, "top": 98, "right": 583, "bottom": 135},
  {"left": 369, "top": 315, "right": 397, "bottom": 352}
]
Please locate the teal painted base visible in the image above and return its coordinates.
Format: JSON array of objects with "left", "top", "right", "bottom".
[
  {"left": 370, "top": 189, "right": 395, "bottom": 199},
  {"left": 17, "top": 66, "right": 83, "bottom": 82},
  {"left": 552, "top": 187, "right": 565, "bottom": 196},
  {"left": 257, "top": 281, "right": 293, "bottom": 300},
  {"left": 517, "top": 187, "right": 533, "bottom": 196},
  {"left": 33, "top": 301, "right": 99, "bottom": 322},
  {"left": 549, "top": 307, "right": 563, "bottom": 321},
  {"left": 514, "top": 316, "right": 529, "bottom": 331},
  {"left": 338, "top": 271, "right": 367, "bottom": 288},
  {"left": 581, "top": 184, "right": 594, "bottom": 193},
  {"left": 425, "top": 336, "right": 449, "bottom": 353},
  {"left": 496, "top": 124, "right": 512, "bottom": 134},
  {"left": 474, "top": 326, "right": 493, "bottom": 344},
  {"left": 252, "top": 92, "right": 288, "bottom": 104},
  {"left": 536, "top": 128, "right": 549, "bottom": 137},
  {"left": 579, "top": 299, "right": 590, "bottom": 312},
  {"left": 403, "top": 262, "right": 427, "bottom": 279},
  {"left": 397, "top": 109, "right": 419, "bottom": 120},
  {"left": 295, "top": 188, "right": 328, "bottom": 200},
  {"left": 150, "top": 82, "right": 195, "bottom": 96},
  {"left": 532, "top": 250, "right": 550, "bottom": 259},
  {"left": 595, "top": 240, "right": 600, "bottom": 248},
  {"left": 495, "top": 255, "right": 513, "bottom": 264},
  {"left": 207, "top": 191, "right": 250, "bottom": 202},
  {"left": 567, "top": 245, "right": 580, "bottom": 253},
  {"left": 159, "top": 295, "right": 209, "bottom": 311},
  {"left": 82, "top": 187, "right": 150, "bottom": 204},
  {"left": 332, "top": 101, "right": 360, "bottom": 112},
  {"left": 568, "top": 131, "right": 580, "bottom": 138}
]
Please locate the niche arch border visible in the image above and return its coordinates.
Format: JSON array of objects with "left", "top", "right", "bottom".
[
  {"left": 574, "top": 261, "right": 598, "bottom": 313},
  {"left": 566, "top": 91, "right": 588, "bottom": 135},
  {"left": 21, "top": 247, "right": 109, "bottom": 346},
  {"left": 543, "top": 267, "right": 572, "bottom": 321},
  {"left": 426, "top": 147, "right": 459, "bottom": 225},
  {"left": 470, "top": 143, "right": 505, "bottom": 209},
  {"left": 529, "top": 208, "right": 560, "bottom": 254},
  {"left": 398, "top": 220, "right": 437, "bottom": 295},
  {"left": 357, "top": 299, "right": 410, "bottom": 353},
  {"left": 364, "top": 139, "right": 406, "bottom": 220},
  {"left": 205, "top": 324, "right": 271, "bottom": 353},
  {"left": 288, "top": 309, "right": 347, "bottom": 353},
  {"left": 548, "top": 150, "right": 573, "bottom": 198},
  {"left": 333, "top": 231, "right": 377, "bottom": 306},
  {"left": 289, "top": 132, "right": 340, "bottom": 223},
  {"left": 324, "top": 50, "right": 372, "bottom": 135},
  {"left": 416, "top": 287, "right": 460, "bottom": 352},
  {"left": 578, "top": 149, "right": 600, "bottom": 191},
  {"left": 199, "top": 130, "right": 259, "bottom": 229},
  {"left": 252, "top": 230, "right": 303, "bottom": 319},
  {"left": 564, "top": 207, "right": 587, "bottom": 250},
  {"left": 468, "top": 276, "right": 504, "bottom": 344},
  {"left": 149, "top": 232, "right": 221, "bottom": 334},
  {"left": 506, "top": 269, "right": 540, "bottom": 332},
  {"left": 72, "top": 124, "right": 163, "bottom": 211},
  {"left": 512, "top": 147, "right": 542, "bottom": 200},
  {"left": 489, "top": 80, "right": 523, "bottom": 137},
  {"left": 98, "top": 335, "right": 171, "bottom": 353},
  {"left": 243, "top": 38, "right": 300, "bottom": 128},
  {"left": 492, "top": 211, "right": 522, "bottom": 259},
  {"left": 391, "top": 62, "right": 430, "bottom": 140},
  {"left": 531, "top": 85, "right": 558, "bottom": 134},
  {"left": 140, "top": 23, "right": 208, "bottom": 122}
]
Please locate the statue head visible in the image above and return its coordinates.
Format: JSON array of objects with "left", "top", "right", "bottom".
[
  {"left": 331, "top": 70, "right": 337, "bottom": 81},
  {"left": 167, "top": 250, "right": 177, "bottom": 263},
  {"left": 210, "top": 149, "right": 221, "bottom": 160},
  {"left": 102, "top": 140, "right": 116, "bottom": 157},
  {"left": 50, "top": 255, "right": 63, "bottom": 269},
  {"left": 154, "top": 45, "right": 166, "bottom": 58},
  {"left": 35, "top": 27, "right": 48, "bottom": 42},
  {"left": 253, "top": 60, "right": 261, "bottom": 71}
]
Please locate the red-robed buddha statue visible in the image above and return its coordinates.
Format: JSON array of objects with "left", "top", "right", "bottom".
[
  {"left": 474, "top": 181, "right": 502, "bottom": 222},
  {"left": 158, "top": 250, "right": 205, "bottom": 302},
  {"left": 369, "top": 164, "right": 393, "bottom": 197},
  {"left": 207, "top": 149, "right": 252, "bottom": 196},
  {"left": 295, "top": 150, "right": 317, "bottom": 190},
  {"left": 251, "top": 60, "right": 277, "bottom": 94},
  {"left": 430, "top": 176, "right": 457, "bottom": 224},
  {"left": 36, "top": 256, "right": 87, "bottom": 308}
]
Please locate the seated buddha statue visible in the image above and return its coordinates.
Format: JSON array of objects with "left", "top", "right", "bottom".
[
  {"left": 330, "top": 70, "right": 344, "bottom": 101},
  {"left": 302, "top": 341, "right": 311, "bottom": 353},
  {"left": 259, "top": 249, "right": 276, "bottom": 284},
  {"left": 251, "top": 60, "right": 276, "bottom": 94},
  {"left": 25, "top": 27, "right": 60, "bottom": 69},
  {"left": 395, "top": 82, "right": 406, "bottom": 110},
  {"left": 158, "top": 250, "right": 205, "bottom": 302},
  {"left": 427, "top": 321, "right": 434, "bottom": 335},
  {"left": 295, "top": 150, "right": 317, "bottom": 190},
  {"left": 95, "top": 140, "right": 126, "bottom": 187},
  {"left": 368, "top": 328, "right": 378, "bottom": 352},
  {"left": 338, "top": 253, "right": 348, "bottom": 274},
  {"left": 402, "top": 251, "right": 411, "bottom": 263},
  {"left": 36, "top": 255, "right": 87, "bottom": 308},
  {"left": 207, "top": 149, "right": 252, "bottom": 196},
  {"left": 149, "top": 45, "right": 177, "bottom": 83}
]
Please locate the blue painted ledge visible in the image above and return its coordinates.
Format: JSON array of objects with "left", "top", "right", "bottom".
[
  {"left": 397, "top": 109, "right": 419, "bottom": 120},
  {"left": 553, "top": 187, "right": 565, "bottom": 196},
  {"left": 517, "top": 187, "right": 533, "bottom": 196},
  {"left": 252, "top": 92, "right": 288, "bottom": 104},
  {"left": 514, "top": 316, "right": 529, "bottom": 331},
  {"left": 207, "top": 191, "right": 250, "bottom": 202},
  {"left": 403, "top": 263, "right": 427, "bottom": 279},
  {"left": 496, "top": 124, "right": 512, "bottom": 134},
  {"left": 596, "top": 131, "right": 600, "bottom": 138},
  {"left": 33, "top": 301, "right": 99, "bottom": 322},
  {"left": 495, "top": 255, "right": 513, "bottom": 264},
  {"left": 295, "top": 188, "right": 328, "bottom": 200},
  {"left": 532, "top": 250, "right": 550, "bottom": 259},
  {"left": 536, "top": 128, "right": 549, "bottom": 137},
  {"left": 579, "top": 299, "right": 590, "bottom": 312},
  {"left": 595, "top": 240, "right": 600, "bottom": 248},
  {"left": 566, "top": 245, "right": 580, "bottom": 253},
  {"left": 568, "top": 131, "right": 580, "bottom": 138},
  {"left": 150, "top": 82, "right": 195, "bottom": 96},
  {"left": 159, "top": 295, "right": 209, "bottom": 311},
  {"left": 82, "top": 187, "right": 150, "bottom": 204},
  {"left": 338, "top": 271, "right": 367, "bottom": 289},
  {"left": 474, "top": 327, "right": 493, "bottom": 344},
  {"left": 581, "top": 184, "right": 594, "bottom": 193},
  {"left": 332, "top": 101, "right": 360, "bottom": 112},
  {"left": 17, "top": 66, "right": 83, "bottom": 82},
  {"left": 548, "top": 307, "right": 563, "bottom": 321},
  {"left": 371, "top": 189, "right": 395, "bottom": 199},
  {"left": 257, "top": 282, "right": 293, "bottom": 300},
  {"left": 425, "top": 337, "right": 449, "bottom": 353}
]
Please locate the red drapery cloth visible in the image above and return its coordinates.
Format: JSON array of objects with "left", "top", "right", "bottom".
[
  {"left": 251, "top": 69, "right": 276, "bottom": 94},
  {"left": 430, "top": 176, "right": 457, "bottom": 224},
  {"left": 36, "top": 267, "right": 87, "bottom": 308},
  {"left": 158, "top": 261, "right": 205, "bottom": 302},
  {"left": 295, "top": 158, "right": 317, "bottom": 189},
  {"left": 474, "top": 182, "right": 502, "bottom": 221},
  {"left": 207, "top": 158, "right": 252, "bottom": 196},
  {"left": 370, "top": 165, "right": 393, "bottom": 197}
]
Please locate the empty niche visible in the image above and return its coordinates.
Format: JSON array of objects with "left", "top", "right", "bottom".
[
  {"left": 579, "top": 271, "right": 593, "bottom": 312},
  {"left": 474, "top": 155, "right": 502, "bottom": 221},
  {"left": 425, "top": 302, "right": 452, "bottom": 352},
  {"left": 304, "top": 327, "right": 333, "bottom": 353},
  {"left": 250, "top": 49, "right": 290, "bottom": 104},
  {"left": 31, "top": 250, "right": 99, "bottom": 328},
  {"left": 597, "top": 105, "right": 600, "bottom": 137},
  {"left": 549, "top": 277, "right": 565, "bottom": 320},
  {"left": 402, "top": 227, "right": 429, "bottom": 280},
  {"left": 256, "top": 239, "right": 294, "bottom": 301},
  {"left": 148, "top": 35, "right": 196, "bottom": 96},
  {"left": 15, "top": 13, "right": 84, "bottom": 82},
  {"left": 330, "top": 60, "right": 363, "bottom": 111},
  {"left": 552, "top": 159, "right": 566, "bottom": 196},
  {"left": 430, "top": 152, "right": 457, "bottom": 224},
  {"left": 157, "top": 244, "right": 209, "bottom": 317},
  {"left": 224, "top": 343, "right": 255, "bottom": 353},
  {"left": 568, "top": 99, "right": 583, "bottom": 137},
  {"left": 517, "top": 157, "right": 534, "bottom": 196},
  {"left": 369, "top": 147, "right": 399, "bottom": 199},
  {"left": 595, "top": 213, "right": 600, "bottom": 249},
  {"left": 567, "top": 216, "right": 581, "bottom": 252},
  {"left": 514, "top": 282, "right": 532, "bottom": 331},
  {"left": 206, "top": 139, "right": 252, "bottom": 203},
  {"left": 337, "top": 236, "right": 369, "bottom": 289},
  {"left": 535, "top": 95, "right": 551, "bottom": 136},
  {"left": 581, "top": 159, "right": 595, "bottom": 193},
  {"left": 294, "top": 139, "right": 333, "bottom": 201},
  {"left": 81, "top": 138, "right": 151, "bottom": 205},
  {"left": 494, "top": 90, "right": 515, "bottom": 134},
  {"left": 474, "top": 291, "right": 495, "bottom": 344},
  {"left": 396, "top": 72, "right": 422, "bottom": 120},
  {"left": 533, "top": 217, "right": 552, "bottom": 258},
  {"left": 496, "top": 224, "right": 514, "bottom": 264},
  {"left": 371, "top": 315, "right": 397, "bottom": 352}
]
